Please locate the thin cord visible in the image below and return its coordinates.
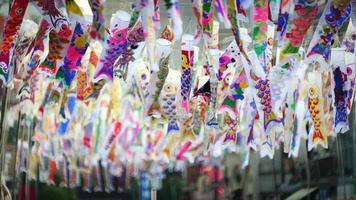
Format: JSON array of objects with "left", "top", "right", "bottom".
[
  {"left": 304, "top": 139, "right": 311, "bottom": 200},
  {"left": 336, "top": 136, "right": 347, "bottom": 199}
]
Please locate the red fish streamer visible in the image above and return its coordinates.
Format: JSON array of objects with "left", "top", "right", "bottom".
[
  {"left": 38, "top": 28, "right": 71, "bottom": 76},
  {"left": 0, "top": 0, "right": 30, "bottom": 83}
]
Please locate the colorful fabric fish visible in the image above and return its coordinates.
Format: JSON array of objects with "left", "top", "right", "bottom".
[
  {"left": 93, "top": 164, "right": 103, "bottom": 192},
  {"left": 255, "top": 78, "right": 283, "bottom": 133},
  {"left": 38, "top": 28, "right": 71, "bottom": 76},
  {"left": 68, "top": 165, "right": 79, "bottom": 188},
  {"left": 190, "top": 95, "right": 207, "bottom": 134},
  {"left": 146, "top": 56, "right": 170, "bottom": 117},
  {"left": 0, "top": 0, "right": 29, "bottom": 83},
  {"left": 252, "top": 0, "right": 269, "bottom": 71},
  {"left": 218, "top": 39, "right": 243, "bottom": 76},
  {"left": 307, "top": 71, "right": 328, "bottom": 149},
  {"left": 56, "top": 22, "right": 89, "bottom": 88},
  {"left": 220, "top": 68, "right": 249, "bottom": 118},
  {"left": 101, "top": 121, "right": 122, "bottom": 156},
  {"left": 32, "top": 0, "right": 71, "bottom": 33},
  {"left": 159, "top": 79, "right": 180, "bottom": 133},
  {"left": 289, "top": 81, "right": 308, "bottom": 157},
  {"left": 191, "top": 0, "right": 216, "bottom": 44},
  {"left": 38, "top": 82, "right": 54, "bottom": 115},
  {"left": 133, "top": 59, "right": 150, "bottom": 101},
  {"left": 278, "top": 0, "right": 318, "bottom": 62},
  {"left": 115, "top": 21, "right": 145, "bottom": 77},
  {"left": 275, "top": 0, "right": 294, "bottom": 40},
  {"left": 192, "top": 0, "right": 203, "bottom": 42},
  {"left": 306, "top": 0, "right": 351, "bottom": 66},
  {"left": 332, "top": 50, "right": 353, "bottom": 133},
  {"left": 207, "top": 77, "right": 219, "bottom": 127},
  {"left": 94, "top": 11, "right": 131, "bottom": 82},
  {"left": 180, "top": 44, "right": 195, "bottom": 112}
]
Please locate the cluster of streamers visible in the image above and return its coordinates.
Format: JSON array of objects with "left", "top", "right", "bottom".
[{"left": 3, "top": 0, "right": 356, "bottom": 193}]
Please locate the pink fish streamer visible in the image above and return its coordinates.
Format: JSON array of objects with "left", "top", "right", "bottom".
[
  {"left": 0, "top": 0, "right": 30, "bottom": 84},
  {"left": 94, "top": 11, "right": 131, "bottom": 82}
]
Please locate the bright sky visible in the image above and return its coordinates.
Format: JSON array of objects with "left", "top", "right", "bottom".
[{"left": 75, "top": 0, "right": 93, "bottom": 16}]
